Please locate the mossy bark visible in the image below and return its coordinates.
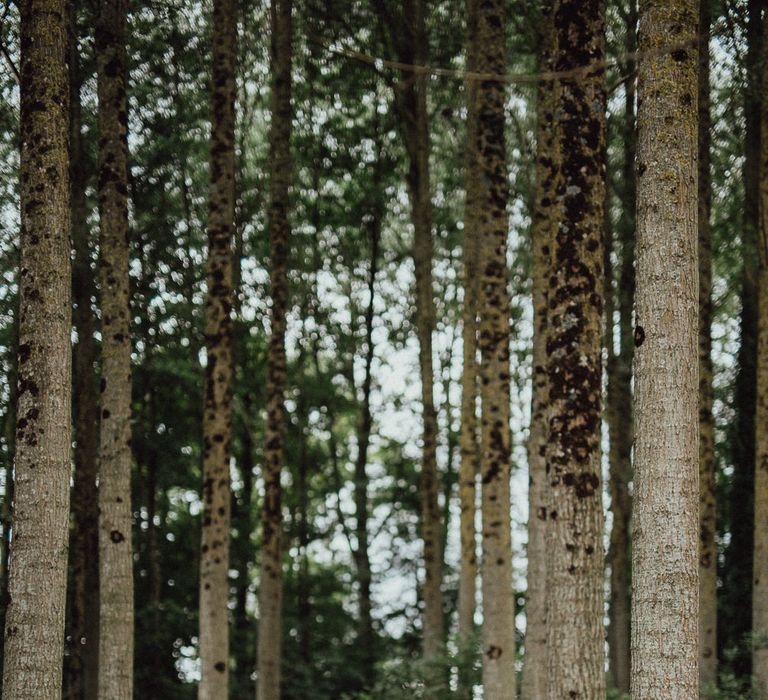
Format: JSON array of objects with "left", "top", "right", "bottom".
[
  {"left": 198, "top": 0, "right": 237, "bottom": 696},
  {"left": 544, "top": 1, "right": 606, "bottom": 697},
  {"left": 521, "top": 7, "right": 554, "bottom": 697},
  {"left": 68, "top": 3, "right": 100, "bottom": 697},
  {"left": 2, "top": 1, "right": 71, "bottom": 697},
  {"left": 632, "top": 1, "right": 699, "bottom": 697},
  {"left": 698, "top": 0, "right": 717, "bottom": 690},
  {"left": 257, "top": 1, "right": 293, "bottom": 697},
  {"left": 471, "top": 1, "right": 516, "bottom": 696}
]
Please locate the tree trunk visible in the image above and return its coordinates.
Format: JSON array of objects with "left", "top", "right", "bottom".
[
  {"left": 257, "top": 1, "right": 292, "bottom": 697},
  {"left": 521, "top": 6, "right": 554, "bottom": 697},
  {"left": 96, "top": 0, "right": 134, "bottom": 696},
  {"left": 723, "top": 0, "right": 762, "bottom": 680},
  {"left": 753, "top": 9, "right": 768, "bottom": 697},
  {"left": 544, "top": 1, "right": 606, "bottom": 697},
  {"left": 606, "top": 2, "right": 636, "bottom": 693},
  {"left": 470, "top": 1, "right": 516, "bottom": 696},
  {"left": 632, "top": 1, "right": 699, "bottom": 697},
  {"left": 457, "top": 0, "right": 480, "bottom": 647},
  {"left": 2, "top": 0, "right": 71, "bottom": 696},
  {"left": 198, "top": 0, "right": 237, "bottom": 695},
  {"left": 68, "top": 2, "right": 100, "bottom": 697},
  {"left": 698, "top": 0, "right": 717, "bottom": 690}
]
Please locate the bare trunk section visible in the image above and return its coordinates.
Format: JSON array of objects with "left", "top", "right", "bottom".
[
  {"left": 470, "top": 1, "right": 516, "bottom": 696},
  {"left": 96, "top": 0, "right": 134, "bottom": 696},
  {"left": 2, "top": 0, "right": 71, "bottom": 697},
  {"left": 521, "top": 7, "right": 554, "bottom": 697},
  {"left": 698, "top": 0, "right": 717, "bottom": 690},
  {"left": 606, "top": 3, "right": 636, "bottom": 693},
  {"left": 753, "top": 9, "right": 768, "bottom": 697},
  {"left": 198, "top": 0, "right": 237, "bottom": 695},
  {"left": 632, "top": 1, "right": 699, "bottom": 697},
  {"left": 256, "top": 1, "right": 292, "bottom": 697},
  {"left": 68, "top": 3, "right": 100, "bottom": 697},
  {"left": 544, "top": 1, "right": 606, "bottom": 697},
  {"left": 457, "top": 0, "right": 480, "bottom": 647}
]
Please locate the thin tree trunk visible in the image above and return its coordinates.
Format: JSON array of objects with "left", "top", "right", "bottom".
[
  {"left": 471, "top": 1, "right": 516, "bottom": 696},
  {"left": 753, "top": 8, "right": 768, "bottom": 697},
  {"left": 606, "top": 3, "right": 636, "bottom": 692},
  {"left": 698, "top": 0, "right": 717, "bottom": 690},
  {"left": 198, "top": 0, "right": 237, "bottom": 695},
  {"left": 632, "top": 1, "right": 699, "bottom": 697},
  {"left": 68, "top": 2, "right": 100, "bottom": 697},
  {"left": 96, "top": 0, "right": 134, "bottom": 696},
  {"left": 256, "top": 1, "right": 292, "bottom": 696},
  {"left": 457, "top": 0, "right": 480, "bottom": 647},
  {"left": 354, "top": 189, "right": 379, "bottom": 685},
  {"left": 521, "top": 6, "right": 554, "bottom": 697},
  {"left": 544, "top": 1, "right": 606, "bottom": 697},
  {"left": 2, "top": 0, "right": 71, "bottom": 696}
]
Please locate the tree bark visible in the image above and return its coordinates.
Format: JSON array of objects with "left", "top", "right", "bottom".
[
  {"left": 2, "top": 0, "right": 71, "bottom": 696},
  {"left": 606, "top": 2, "right": 636, "bottom": 693},
  {"left": 68, "top": 2, "right": 100, "bottom": 697},
  {"left": 753, "top": 8, "right": 768, "bottom": 697},
  {"left": 198, "top": 0, "right": 237, "bottom": 695},
  {"left": 470, "top": 1, "right": 516, "bottom": 696},
  {"left": 521, "top": 6, "right": 554, "bottom": 697},
  {"left": 257, "top": 1, "right": 292, "bottom": 697},
  {"left": 698, "top": 0, "right": 717, "bottom": 690},
  {"left": 544, "top": 1, "right": 606, "bottom": 697},
  {"left": 632, "top": 1, "right": 699, "bottom": 697},
  {"left": 96, "top": 0, "right": 134, "bottom": 696},
  {"left": 457, "top": 0, "right": 480, "bottom": 647}
]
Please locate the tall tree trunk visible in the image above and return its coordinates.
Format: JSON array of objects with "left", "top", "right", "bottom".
[
  {"left": 632, "top": 0, "right": 699, "bottom": 697},
  {"left": 96, "top": 0, "right": 134, "bottom": 696},
  {"left": 354, "top": 190, "right": 379, "bottom": 685},
  {"left": 2, "top": 0, "right": 71, "bottom": 696},
  {"left": 68, "top": 2, "right": 100, "bottom": 697},
  {"left": 723, "top": 0, "right": 762, "bottom": 680},
  {"left": 698, "top": 0, "right": 717, "bottom": 690},
  {"left": 198, "top": 0, "right": 237, "bottom": 695},
  {"left": 753, "top": 9, "right": 768, "bottom": 698},
  {"left": 257, "top": 0, "right": 292, "bottom": 697},
  {"left": 606, "top": 2, "right": 636, "bottom": 693},
  {"left": 521, "top": 6, "right": 554, "bottom": 697},
  {"left": 457, "top": 0, "right": 480, "bottom": 648},
  {"left": 471, "top": 1, "right": 516, "bottom": 696},
  {"left": 544, "top": 1, "right": 606, "bottom": 697}
]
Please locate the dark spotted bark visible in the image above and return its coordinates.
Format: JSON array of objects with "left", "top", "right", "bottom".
[
  {"left": 257, "top": 1, "right": 292, "bottom": 697},
  {"left": 521, "top": 7, "right": 554, "bottom": 697},
  {"left": 470, "top": 1, "right": 516, "bottom": 696},
  {"left": 722, "top": 0, "right": 762, "bottom": 681},
  {"left": 2, "top": 0, "right": 71, "bottom": 696},
  {"left": 198, "top": 0, "right": 237, "bottom": 695},
  {"left": 67, "top": 2, "right": 100, "bottom": 696},
  {"left": 544, "top": 1, "right": 606, "bottom": 697},
  {"left": 458, "top": 0, "right": 480, "bottom": 649},
  {"left": 698, "top": 0, "right": 717, "bottom": 690},
  {"left": 606, "top": 2, "right": 636, "bottom": 693},
  {"left": 632, "top": 0, "right": 699, "bottom": 697},
  {"left": 96, "top": 0, "right": 134, "bottom": 696}
]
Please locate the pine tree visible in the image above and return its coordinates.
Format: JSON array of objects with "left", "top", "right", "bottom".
[
  {"left": 96, "top": 0, "right": 134, "bottom": 696},
  {"left": 632, "top": 0, "right": 699, "bottom": 696},
  {"left": 544, "top": 0, "right": 606, "bottom": 696},
  {"left": 698, "top": 0, "right": 717, "bottom": 688},
  {"left": 257, "top": 0, "right": 293, "bottom": 696},
  {"left": 198, "top": 0, "right": 237, "bottom": 695},
  {"left": 2, "top": 0, "right": 71, "bottom": 697},
  {"left": 521, "top": 4, "right": 554, "bottom": 696}
]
